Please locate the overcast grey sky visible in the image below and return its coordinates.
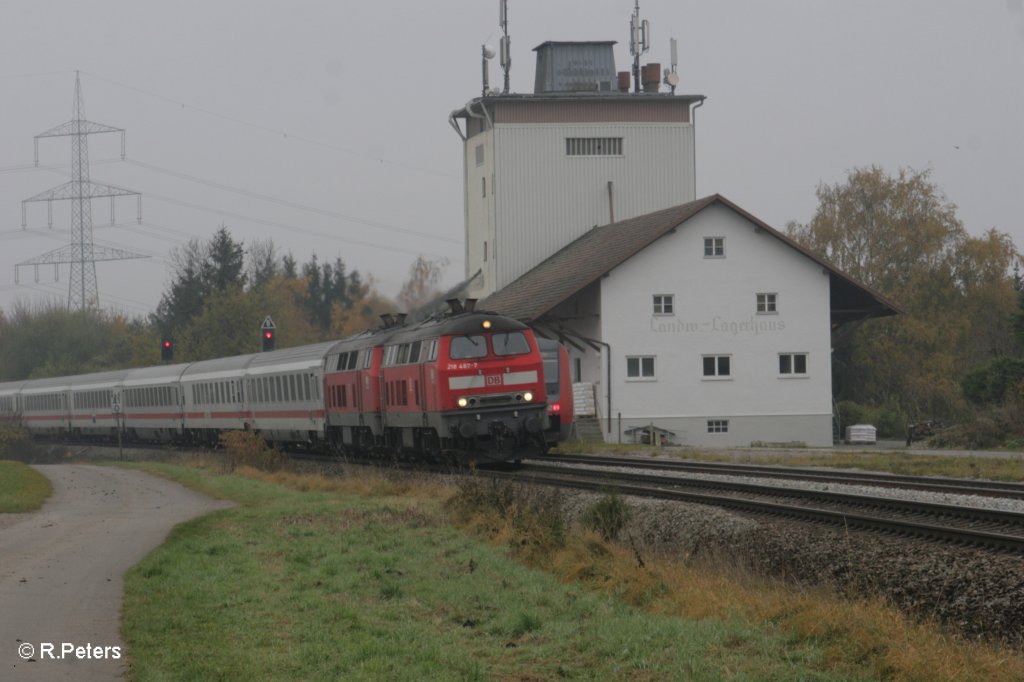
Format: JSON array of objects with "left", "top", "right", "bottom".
[{"left": 1, "top": 0, "right": 1021, "bottom": 317}]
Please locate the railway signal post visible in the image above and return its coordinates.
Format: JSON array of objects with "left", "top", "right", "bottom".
[{"left": 261, "top": 316, "right": 276, "bottom": 352}]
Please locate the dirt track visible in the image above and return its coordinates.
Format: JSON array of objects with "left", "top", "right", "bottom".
[{"left": 0, "top": 464, "right": 231, "bottom": 681}]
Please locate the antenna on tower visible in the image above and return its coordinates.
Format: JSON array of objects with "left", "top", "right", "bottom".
[
  {"left": 481, "top": 43, "right": 497, "bottom": 97},
  {"left": 663, "top": 37, "right": 680, "bottom": 94},
  {"left": 15, "top": 71, "right": 148, "bottom": 310},
  {"left": 499, "top": 0, "right": 511, "bottom": 93},
  {"left": 629, "top": 0, "right": 650, "bottom": 94}
]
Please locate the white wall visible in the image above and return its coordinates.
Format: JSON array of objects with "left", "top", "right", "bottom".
[
  {"left": 466, "top": 121, "right": 695, "bottom": 297},
  {"left": 464, "top": 129, "right": 496, "bottom": 296},
  {"left": 596, "top": 203, "right": 834, "bottom": 447}
]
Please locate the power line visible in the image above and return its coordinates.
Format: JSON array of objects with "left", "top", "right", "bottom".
[
  {"left": 80, "top": 70, "right": 459, "bottom": 181},
  {"left": 121, "top": 158, "right": 461, "bottom": 245},
  {"left": 140, "top": 191, "right": 459, "bottom": 261},
  {"left": 28, "top": 158, "right": 463, "bottom": 258}
]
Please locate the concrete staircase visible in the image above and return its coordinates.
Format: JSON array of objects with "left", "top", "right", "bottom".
[
  {"left": 570, "top": 382, "right": 604, "bottom": 442},
  {"left": 573, "top": 416, "right": 604, "bottom": 442}
]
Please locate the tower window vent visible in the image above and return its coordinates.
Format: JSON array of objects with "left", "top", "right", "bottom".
[{"left": 565, "top": 137, "right": 623, "bottom": 156}]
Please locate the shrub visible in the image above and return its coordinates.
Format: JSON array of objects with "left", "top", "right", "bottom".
[
  {"left": 962, "top": 357, "right": 1024, "bottom": 406},
  {"left": 838, "top": 400, "right": 907, "bottom": 439},
  {"left": 219, "top": 430, "right": 289, "bottom": 472},
  {"left": 0, "top": 419, "right": 42, "bottom": 461},
  {"left": 448, "top": 477, "right": 566, "bottom": 557},
  {"left": 581, "top": 490, "right": 631, "bottom": 541}
]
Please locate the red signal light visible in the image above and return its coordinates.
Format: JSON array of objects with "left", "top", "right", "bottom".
[
  {"left": 160, "top": 337, "right": 174, "bottom": 362},
  {"left": 264, "top": 331, "right": 273, "bottom": 339},
  {"left": 550, "top": 403, "right": 561, "bottom": 412}
]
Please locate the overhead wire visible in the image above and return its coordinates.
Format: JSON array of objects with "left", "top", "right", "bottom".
[{"left": 80, "top": 71, "right": 459, "bottom": 180}]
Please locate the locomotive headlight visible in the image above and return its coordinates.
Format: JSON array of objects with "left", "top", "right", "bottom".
[
  {"left": 523, "top": 391, "right": 534, "bottom": 402},
  {"left": 482, "top": 319, "right": 492, "bottom": 329},
  {"left": 457, "top": 397, "right": 469, "bottom": 408}
]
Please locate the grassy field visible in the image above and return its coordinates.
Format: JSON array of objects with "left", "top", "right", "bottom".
[
  {"left": 118, "top": 460, "right": 1024, "bottom": 681},
  {"left": 0, "top": 460, "right": 53, "bottom": 512},
  {"left": 554, "top": 440, "right": 1024, "bottom": 481}
]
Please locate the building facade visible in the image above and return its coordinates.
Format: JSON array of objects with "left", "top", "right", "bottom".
[{"left": 482, "top": 196, "right": 898, "bottom": 448}]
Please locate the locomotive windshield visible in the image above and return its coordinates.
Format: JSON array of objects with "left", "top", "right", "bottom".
[
  {"left": 450, "top": 335, "right": 488, "bottom": 359},
  {"left": 492, "top": 331, "right": 531, "bottom": 356}
]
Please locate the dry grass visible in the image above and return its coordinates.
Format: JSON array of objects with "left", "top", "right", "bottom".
[
  {"left": 174, "top": 457, "right": 1024, "bottom": 680},
  {"left": 448, "top": 477, "right": 1024, "bottom": 681}
]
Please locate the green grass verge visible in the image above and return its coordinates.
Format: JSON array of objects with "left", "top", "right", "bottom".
[
  {"left": 120, "top": 463, "right": 856, "bottom": 681},
  {"left": 554, "top": 440, "right": 1024, "bottom": 481},
  {"left": 0, "top": 460, "right": 53, "bottom": 512}
]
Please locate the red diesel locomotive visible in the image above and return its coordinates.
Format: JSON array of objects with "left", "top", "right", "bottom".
[{"left": 324, "top": 307, "right": 550, "bottom": 462}]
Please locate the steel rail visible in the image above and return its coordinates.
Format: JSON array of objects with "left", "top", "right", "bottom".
[
  {"left": 491, "top": 466, "right": 1024, "bottom": 554},
  {"left": 533, "top": 453, "right": 1024, "bottom": 499}
]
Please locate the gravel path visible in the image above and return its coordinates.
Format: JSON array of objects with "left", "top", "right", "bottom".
[{"left": 0, "top": 465, "right": 232, "bottom": 681}]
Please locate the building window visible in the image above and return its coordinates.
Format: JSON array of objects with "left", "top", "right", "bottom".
[
  {"left": 483, "top": 241, "right": 487, "bottom": 262},
  {"left": 653, "top": 294, "right": 674, "bottom": 315},
  {"left": 702, "top": 355, "right": 731, "bottom": 378},
  {"left": 475, "top": 144, "right": 484, "bottom": 166},
  {"left": 707, "top": 419, "right": 729, "bottom": 433},
  {"left": 756, "top": 293, "right": 777, "bottom": 313},
  {"left": 626, "top": 355, "right": 655, "bottom": 380},
  {"left": 482, "top": 177, "right": 486, "bottom": 198},
  {"left": 565, "top": 137, "right": 623, "bottom": 156},
  {"left": 704, "top": 237, "right": 725, "bottom": 258},
  {"left": 779, "top": 353, "right": 808, "bottom": 376}
]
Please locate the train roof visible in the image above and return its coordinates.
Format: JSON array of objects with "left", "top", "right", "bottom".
[
  {"left": 63, "top": 369, "right": 134, "bottom": 391},
  {"left": 247, "top": 341, "right": 337, "bottom": 374},
  {"left": 324, "top": 329, "right": 388, "bottom": 356},
  {"left": 0, "top": 380, "right": 28, "bottom": 395},
  {"left": 122, "top": 363, "right": 192, "bottom": 387},
  {"left": 380, "top": 311, "right": 529, "bottom": 345},
  {"left": 179, "top": 353, "right": 259, "bottom": 382}
]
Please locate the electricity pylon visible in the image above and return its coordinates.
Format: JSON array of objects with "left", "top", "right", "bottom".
[{"left": 16, "top": 71, "right": 147, "bottom": 309}]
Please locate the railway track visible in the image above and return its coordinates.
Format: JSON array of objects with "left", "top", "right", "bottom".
[
  {"left": 533, "top": 453, "right": 1024, "bottom": 499},
  {"left": 494, "top": 461, "right": 1024, "bottom": 554}
]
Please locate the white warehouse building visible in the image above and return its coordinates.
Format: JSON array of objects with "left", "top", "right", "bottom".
[
  {"left": 480, "top": 195, "right": 898, "bottom": 448},
  {"left": 450, "top": 41, "right": 898, "bottom": 447}
]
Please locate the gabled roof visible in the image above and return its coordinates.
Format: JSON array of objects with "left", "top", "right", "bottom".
[{"left": 481, "top": 194, "right": 902, "bottom": 325}]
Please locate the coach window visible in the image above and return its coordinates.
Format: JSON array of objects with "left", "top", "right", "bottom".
[
  {"left": 427, "top": 339, "right": 438, "bottom": 361},
  {"left": 409, "top": 340, "right": 422, "bottom": 363},
  {"left": 450, "top": 335, "right": 487, "bottom": 359},
  {"left": 397, "top": 344, "right": 410, "bottom": 364},
  {"left": 493, "top": 331, "right": 530, "bottom": 356}
]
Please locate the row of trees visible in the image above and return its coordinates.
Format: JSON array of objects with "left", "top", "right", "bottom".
[
  {"left": 787, "top": 166, "right": 1022, "bottom": 433},
  {"left": 0, "top": 226, "right": 449, "bottom": 379}
]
